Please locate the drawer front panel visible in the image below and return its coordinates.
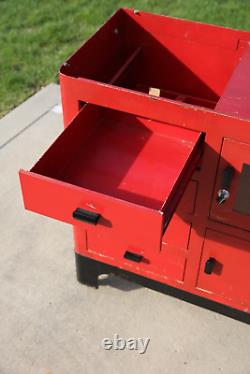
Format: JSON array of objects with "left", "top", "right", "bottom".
[
  {"left": 197, "top": 230, "right": 250, "bottom": 306},
  {"left": 162, "top": 180, "right": 197, "bottom": 250},
  {"left": 19, "top": 170, "right": 163, "bottom": 257},
  {"left": 160, "top": 180, "right": 197, "bottom": 282},
  {"left": 158, "top": 248, "right": 187, "bottom": 282},
  {"left": 74, "top": 180, "right": 197, "bottom": 279},
  {"left": 177, "top": 180, "right": 198, "bottom": 215},
  {"left": 210, "top": 138, "right": 250, "bottom": 231}
]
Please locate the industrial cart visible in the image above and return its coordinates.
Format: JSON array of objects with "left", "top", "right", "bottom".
[{"left": 20, "top": 9, "right": 250, "bottom": 323}]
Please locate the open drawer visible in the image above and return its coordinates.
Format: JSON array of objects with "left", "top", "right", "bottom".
[{"left": 19, "top": 104, "right": 203, "bottom": 260}]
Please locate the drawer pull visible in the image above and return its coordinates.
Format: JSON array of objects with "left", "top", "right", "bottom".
[
  {"left": 124, "top": 251, "right": 143, "bottom": 263},
  {"left": 73, "top": 208, "right": 100, "bottom": 225},
  {"left": 204, "top": 257, "right": 216, "bottom": 275}
]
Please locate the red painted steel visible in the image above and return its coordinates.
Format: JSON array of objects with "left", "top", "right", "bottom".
[
  {"left": 19, "top": 106, "right": 202, "bottom": 264},
  {"left": 210, "top": 138, "right": 250, "bottom": 231},
  {"left": 197, "top": 230, "right": 250, "bottom": 308},
  {"left": 19, "top": 9, "right": 250, "bottom": 317}
]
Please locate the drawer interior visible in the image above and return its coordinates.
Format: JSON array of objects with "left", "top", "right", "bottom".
[{"left": 31, "top": 105, "right": 203, "bottom": 213}]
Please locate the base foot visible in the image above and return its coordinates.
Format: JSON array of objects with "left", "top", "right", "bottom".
[{"left": 75, "top": 253, "right": 100, "bottom": 288}]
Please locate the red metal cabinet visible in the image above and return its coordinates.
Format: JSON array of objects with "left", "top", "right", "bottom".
[
  {"left": 19, "top": 9, "right": 250, "bottom": 322},
  {"left": 197, "top": 230, "right": 250, "bottom": 309}
]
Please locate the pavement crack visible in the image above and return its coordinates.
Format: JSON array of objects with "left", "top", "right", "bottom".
[{"left": 0, "top": 104, "right": 57, "bottom": 150}]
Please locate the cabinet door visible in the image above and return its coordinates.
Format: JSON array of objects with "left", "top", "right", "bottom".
[
  {"left": 197, "top": 230, "right": 250, "bottom": 307},
  {"left": 210, "top": 138, "right": 250, "bottom": 231}
]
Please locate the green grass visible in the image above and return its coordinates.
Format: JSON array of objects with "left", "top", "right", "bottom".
[{"left": 1, "top": 0, "right": 250, "bottom": 117}]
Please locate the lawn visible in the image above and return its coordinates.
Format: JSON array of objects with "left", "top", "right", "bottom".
[{"left": 1, "top": 0, "right": 250, "bottom": 117}]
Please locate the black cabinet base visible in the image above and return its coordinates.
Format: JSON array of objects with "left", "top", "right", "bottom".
[{"left": 75, "top": 253, "right": 250, "bottom": 324}]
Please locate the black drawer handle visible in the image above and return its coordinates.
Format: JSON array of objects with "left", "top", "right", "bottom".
[
  {"left": 73, "top": 208, "right": 100, "bottom": 225},
  {"left": 204, "top": 257, "right": 216, "bottom": 275},
  {"left": 124, "top": 251, "right": 143, "bottom": 263}
]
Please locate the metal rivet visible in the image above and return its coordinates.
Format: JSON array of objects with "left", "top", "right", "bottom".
[
  {"left": 114, "top": 28, "right": 119, "bottom": 35},
  {"left": 134, "top": 9, "right": 140, "bottom": 15}
]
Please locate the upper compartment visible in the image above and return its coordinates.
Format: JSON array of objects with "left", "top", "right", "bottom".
[{"left": 60, "top": 8, "right": 250, "bottom": 124}]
